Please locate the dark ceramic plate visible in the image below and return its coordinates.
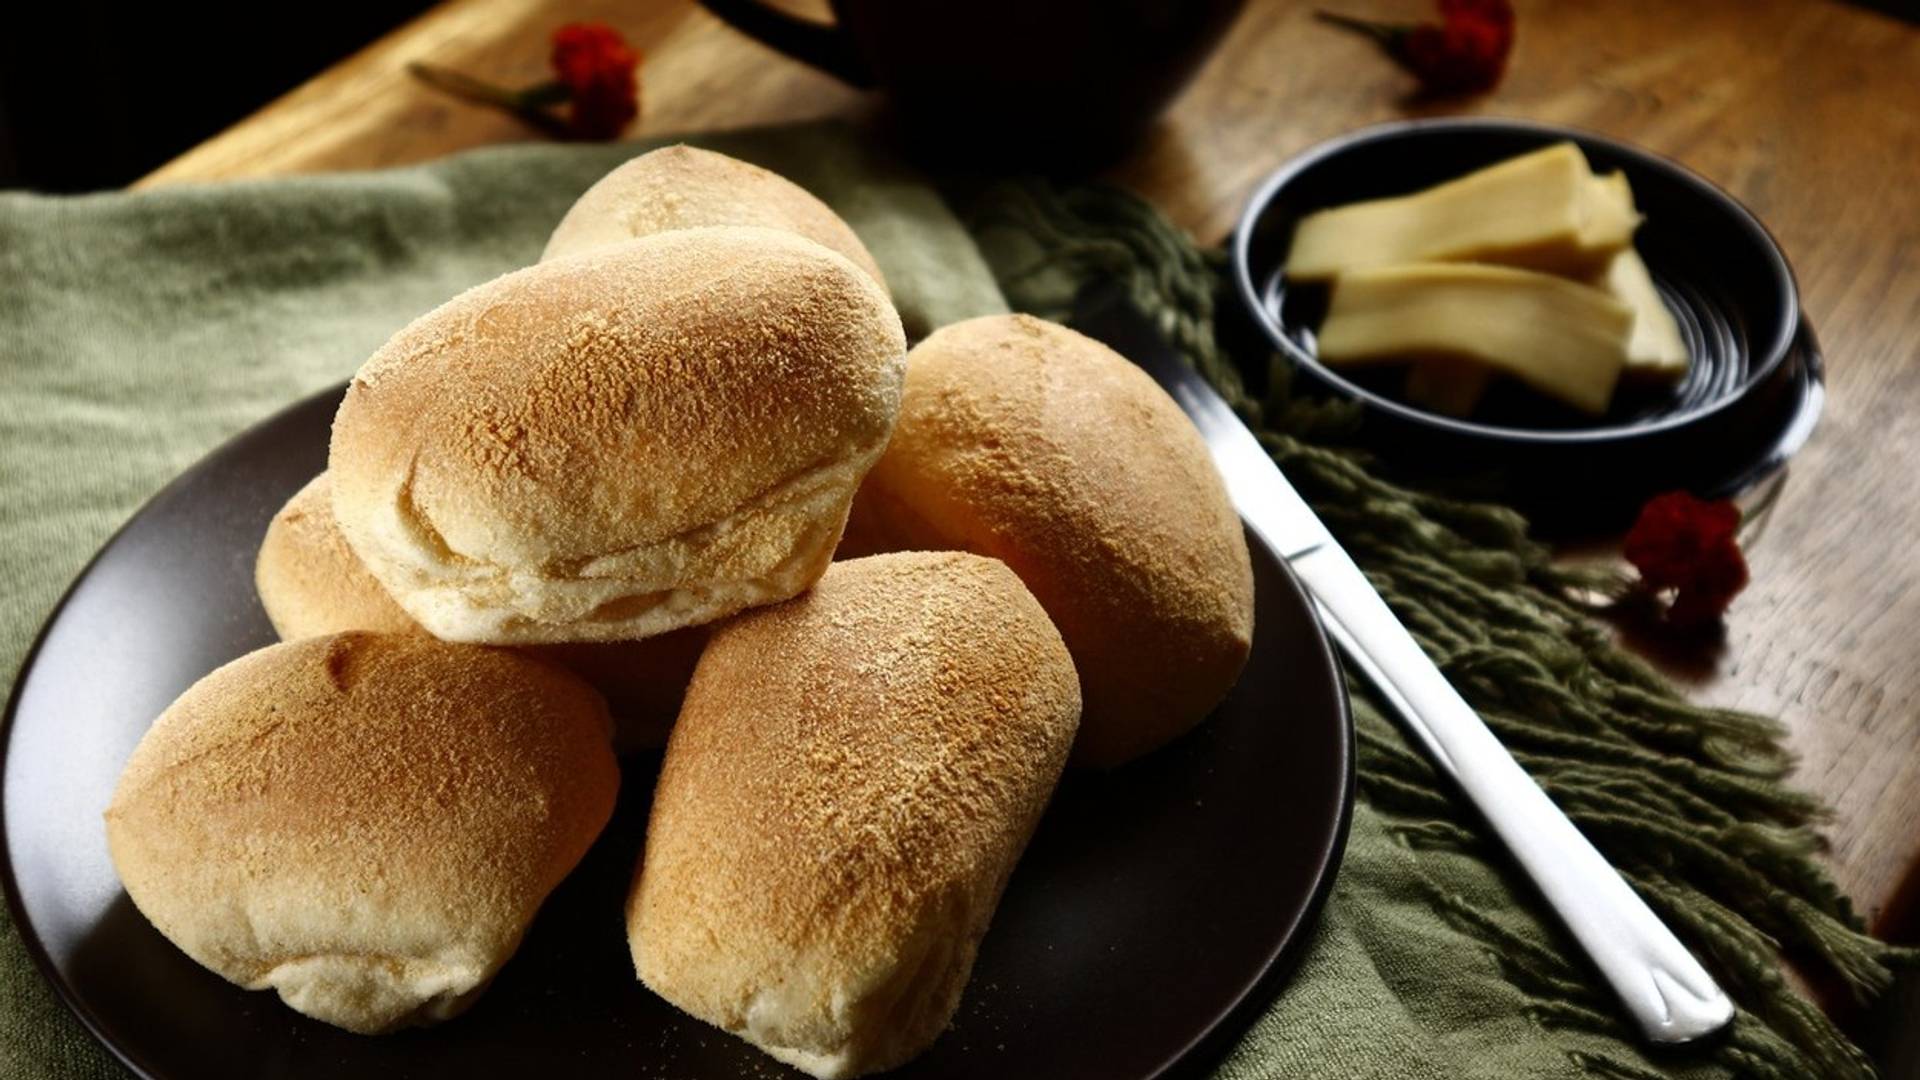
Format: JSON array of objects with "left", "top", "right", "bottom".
[
  {"left": 1231, "top": 118, "right": 1824, "bottom": 529},
  {"left": 1, "top": 384, "right": 1354, "bottom": 1080}
]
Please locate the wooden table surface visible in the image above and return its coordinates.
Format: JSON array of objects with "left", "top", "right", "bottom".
[{"left": 140, "top": 0, "right": 1920, "bottom": 936}]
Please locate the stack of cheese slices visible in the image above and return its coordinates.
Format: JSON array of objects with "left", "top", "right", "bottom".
[
  {"left": 102, "top": 147, "right": 1258, "bottom": 1079},
  {"left": 1286, "top": 142, "right": 1690, "bottom": 418}
]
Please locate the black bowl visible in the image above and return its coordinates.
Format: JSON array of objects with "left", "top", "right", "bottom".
[{"left": 1230, "top": 118, "right": 1824, "bottom": 531}]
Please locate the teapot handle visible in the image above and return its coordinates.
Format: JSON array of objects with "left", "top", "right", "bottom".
[{"left": 694, "top": 0, "right": 877, "bottom": 87}]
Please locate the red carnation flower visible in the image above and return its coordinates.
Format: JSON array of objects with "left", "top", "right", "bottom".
[
  {"left": 408, "top": 22, "right": 642, "bottom": 142},
  {"left": 1622, "top": 491, "right": 1750, "bottom": 628},
  {"left": 550, "top": 23, "right": 641, "bottom": 140},
  {"left": 1318, "top": 0, "right": 1515, "bottom": 97}
]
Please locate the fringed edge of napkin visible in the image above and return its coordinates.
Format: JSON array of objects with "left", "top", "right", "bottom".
[{"left": 959, "top": 178, "right": 1914, "bottom": 1080}]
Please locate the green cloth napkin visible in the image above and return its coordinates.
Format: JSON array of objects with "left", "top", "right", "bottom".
[{"left": 0, "top": 122, "right": 1898, "bottom": 1079}]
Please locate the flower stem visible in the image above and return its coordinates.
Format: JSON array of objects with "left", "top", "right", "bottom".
[
  {"left": 406, "top": 62, "right": 571, "bottom": 139},
  {"left": 519, "top": 81, "right": 571, "bottom": 108},
  {"left": 406, "top": 61, "right": 526, "bottom": 109},
  {"left": 1314, "top": 10, "right": 1404, "bottom": 48}
]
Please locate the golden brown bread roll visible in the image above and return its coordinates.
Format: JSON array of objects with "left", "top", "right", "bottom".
[
  {"left": 629, "top": 552, "right": 1080, "bottom": 1079},
  {"left": 328, "top": 226, "right": 906, "bottom": 645},
  {"left": 256, "top": 472, "right": 417, "bottom": 638},
  {"left": 103, "top": 633, "right": 619, "bottom": 1034},
  {"left": 255, "top": 472, "right": 701, "bottom": 751},
  {"left": 843, "top": 314, "right": 1254, "bottom": 768},
  {"left": 541, "top": 144, "right": 886, "bottom": 290}
]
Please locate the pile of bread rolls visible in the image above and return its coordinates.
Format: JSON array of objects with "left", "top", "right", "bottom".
[{"left": 103, "top": 146, "right": 1255, "bottom": 1078}]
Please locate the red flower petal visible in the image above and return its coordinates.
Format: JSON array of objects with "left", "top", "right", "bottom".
[
  {"left": 1402, "top": 0, "right": 1514, "bottom": 95},
  {"left": 1623, "top": 491, "right": 1749, "bottom": 625},
  {"left": 1668, "top": 540, "right": 1750, "bottom": 628},
  {"left": 1440, "top": 0, "right": 1515, "bottom": 27},
  {"left": 550, "top": 23, "right": 641, "bottom": 140}
]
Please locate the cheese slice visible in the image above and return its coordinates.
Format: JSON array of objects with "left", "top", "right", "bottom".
[
  {"left": 1404, "top": 361, "right": 1493, "bottom": 417},
  {"left": 1593, "top": 246, "right": 1689, "bottom": 380},
  {"left": 1315, "top": 263, "right": 1635, "bottom": 415},
  {"left": 1285, "top": 143, "right": 1638, "bottom": 282},
  {"left": 1580, "top": 171, "right": 1642, "bottom": 254},
  {"left": 1398, "top": 174, "right": 1647, "bottom": 417}
]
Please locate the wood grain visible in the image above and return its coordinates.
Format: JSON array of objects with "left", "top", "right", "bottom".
[
  {"left": 137, "top": 0, "right": 1920, "bottom": 935},
  {"left": 138, "top": 0, "right": 868, "bottom": 187}
]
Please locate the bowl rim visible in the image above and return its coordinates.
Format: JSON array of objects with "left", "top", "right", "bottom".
[{"left": 1230, "top": 116, "right": 1802, "bottom": 446}]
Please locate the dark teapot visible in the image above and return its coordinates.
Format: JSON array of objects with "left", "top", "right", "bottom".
[{"left": 696, "top": 0, "right": 1247, "bottom": 162}]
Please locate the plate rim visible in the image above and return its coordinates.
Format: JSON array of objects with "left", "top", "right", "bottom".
[
  {"left": 0, "top": 384, "right": 355, "bottom": 1080},
  {"left": 1144, "top": 600, "right": 1354, "bottom": 1080},
  {"left": 0, "top": 380, "right": 1355, "bottom": 1080}
]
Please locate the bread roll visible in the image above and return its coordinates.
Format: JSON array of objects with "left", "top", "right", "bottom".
[
  {"left": 328, "top": 226, "right": 906, "bottom": 645},
  {"left": 104, "top": 633, "right": 619, "bottom": 1034},
  {"left": 629, "top": 552, "right": 1079, "bottom": 1079},
  {"left": 541, "top": 145, "right": 885, "bottom": 290},
  {"left": 844, "top": 314, "right": 1254, "bottom": 768},
  {"left": 256, "top": 472, "right": 418, "bottom": 638},
  {"left": 255, "top": 472, "right": 702, "bottom": 751}
]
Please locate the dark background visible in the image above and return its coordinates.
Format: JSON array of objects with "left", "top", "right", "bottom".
[
  {"left": 2, "top": 1, "right": 1912, "bottom": 192},
  {"left": 0, "top": 3, "right": 433, "bottom": 192}
]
